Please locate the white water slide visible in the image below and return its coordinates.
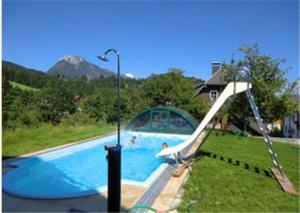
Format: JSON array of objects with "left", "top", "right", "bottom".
[{"left": 156, "top": 82, "right": 252, "bottom": 157}]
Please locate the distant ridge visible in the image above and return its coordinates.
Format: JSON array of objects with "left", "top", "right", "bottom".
[{"left": 2, "top": 60, "right": 46, "bottom": 75}]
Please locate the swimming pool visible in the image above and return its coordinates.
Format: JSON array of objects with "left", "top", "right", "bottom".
[{"left": 3, "top": 131, "right": 189, "bottom": 199}]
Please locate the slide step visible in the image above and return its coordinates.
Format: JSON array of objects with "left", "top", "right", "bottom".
[
  {"left": 172, "top": 163, "right": 189, "bottom": 177},
  {"left": 271, "top": 168, "right": 299, "bottom": 195}
]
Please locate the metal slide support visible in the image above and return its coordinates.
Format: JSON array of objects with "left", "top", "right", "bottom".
[{"left": 246, "top": 89, "right": 284, "bottom": 175}]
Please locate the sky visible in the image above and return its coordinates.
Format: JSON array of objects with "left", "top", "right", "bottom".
[{"left": 2, "top": 0, "right": 299, "bottom": 82}]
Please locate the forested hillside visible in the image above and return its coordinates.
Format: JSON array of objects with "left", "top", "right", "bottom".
[{"left": 2, "top": 61, "right": 207, "bottom": 130}]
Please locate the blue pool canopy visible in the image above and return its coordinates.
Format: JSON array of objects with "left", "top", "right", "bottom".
[{"left": 125, "top": 107, "right": 198, "bottom": 134}]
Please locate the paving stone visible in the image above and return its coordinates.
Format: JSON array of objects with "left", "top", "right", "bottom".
[
  {"left": 40, "top": 203, "right": 70, "bottom": 212},
  {"left": 71, "top": 197, "right": 107, "bottom": 212},
  {"left": 3, "top": 197, "right": 51, "bottom": 212},
  {"left": 50, "top": 196, "right": 91, "bottom": 209},
  {"left": 2, "top": 192, "right": 13, "bottom": 201}
]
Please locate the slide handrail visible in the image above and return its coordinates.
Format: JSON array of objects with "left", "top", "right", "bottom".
[{"left": 156, "top": 82, "right": 252, "bottom": 157}]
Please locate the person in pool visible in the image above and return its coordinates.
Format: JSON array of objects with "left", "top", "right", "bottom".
[
  {"left": 162, "top": 142, "right": 174, "bottom": 163},
  {"left": 161, "top": 142, "right": 187, "bottom": 166},
  {"left": 130, "top": 136, "right": 137, "bottom": 144},
  {"left": 162, "top": 142, "right": 168, "bottom": 149}
]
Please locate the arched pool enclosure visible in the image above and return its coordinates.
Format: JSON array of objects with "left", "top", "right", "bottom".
[{"left": 125, "top": 107, "right": 198, "bottom": 134}]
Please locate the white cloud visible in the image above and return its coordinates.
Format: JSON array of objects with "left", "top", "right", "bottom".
[{"left": 125, "top": 73, "right": 135, "bottom": 79}]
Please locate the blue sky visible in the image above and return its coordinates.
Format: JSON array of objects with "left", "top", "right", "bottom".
[{"left": 3, "top": 0, "right": 298, "bottom": 81}]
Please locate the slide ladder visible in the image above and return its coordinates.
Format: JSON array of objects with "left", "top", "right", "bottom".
[
  {"left": 247, "top": 88, "right": 297, "bottom": 195},
  {"left": 246, "top": 89, "right": 284, "bottom": 174}
]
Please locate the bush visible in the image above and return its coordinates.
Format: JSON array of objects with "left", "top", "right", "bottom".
[
  {"left": 60, "top": 112, "right": 95, "bottom": 127},
  {"left": 270, "top": 127, "right": 283, "bottom": 137},
  {"left": 39, "top": 81, "right": 77, "bottom": 124}
]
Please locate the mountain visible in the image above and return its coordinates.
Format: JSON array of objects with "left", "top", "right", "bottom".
[{"left": 47, "top": 56, "right": 114, "bottom": 79}]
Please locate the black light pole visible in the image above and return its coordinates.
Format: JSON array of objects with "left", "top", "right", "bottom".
[{"left": 98, "top": 49, "right": 121, "bottom": 212}]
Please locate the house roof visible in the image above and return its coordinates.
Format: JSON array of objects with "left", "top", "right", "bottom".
[
  {"left": 206, "top": 67, "right": 227, "bottom": 85},
  {"left": 194, "top": 66, "right": 227, "bottom": 95}
]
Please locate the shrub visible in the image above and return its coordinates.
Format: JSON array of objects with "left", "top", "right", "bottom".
[
  {"left": 60, "top": 112, "right": 95, "bottom": 127},
  {"left": 270, "top": 127, "right": 283, "bottom": 137}
]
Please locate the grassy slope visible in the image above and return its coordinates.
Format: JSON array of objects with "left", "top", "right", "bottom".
[
  {"left": 9, "top": 81, "right": 39, "bottom": 91},
  {"left": 178, "top": 131, "right": 299, "bottom": 212},
  {"left": 3, "top": 123, "right": 115, "bottom": 158}
]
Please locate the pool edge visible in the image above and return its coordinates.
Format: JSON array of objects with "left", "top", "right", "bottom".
[{"left": 3, "top": 131, "right": 117, "bottom": 167}]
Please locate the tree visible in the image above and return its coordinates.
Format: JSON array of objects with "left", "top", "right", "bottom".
[
  {"left": 143, "top": 69, "right": 208, "bottom": 120},
  {"left": 224, "top": 44, "right": 298, "bottom": 131},
  {"left": 2, "top": 77, "right": 41, "bottom": 129},
  {"left": 82, "top": 87, "right": 115, "bottom": 122},
  {"left": 2, "top": 77, "right": 13, "bottom": 128},
  {"left": 39, "top": 81, "right": 76, "bottom": 124}
]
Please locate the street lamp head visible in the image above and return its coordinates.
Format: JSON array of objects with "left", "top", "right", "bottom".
[{"left": 97, "top": 55, "right": 109, "bottom": 62}]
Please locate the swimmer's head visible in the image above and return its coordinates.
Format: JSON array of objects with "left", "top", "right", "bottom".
[{"left": 162, "top": 143, "right": 168, "bottom": 149}]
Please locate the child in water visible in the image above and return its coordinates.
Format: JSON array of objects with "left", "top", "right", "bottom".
[
  {"left": 162, "top": 142, "right": 168, "bottom": 149},
  {"left": 130, "top": 136, "right": 137, "bottom": 144},
  {"left": 162, "top": 142, "right": 174, "bottom": 163}
]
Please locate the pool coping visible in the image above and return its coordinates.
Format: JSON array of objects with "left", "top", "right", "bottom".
[{"left": 3, "top": 131, "right": 117, "bottom": 167}]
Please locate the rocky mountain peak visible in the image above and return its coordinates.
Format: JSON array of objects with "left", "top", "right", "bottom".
[
  {"left": 47, "top": 55, "right": 114, "bottom": 79},
  {"left": 59, "top": 55, "right": 84, "bottom": 65}
]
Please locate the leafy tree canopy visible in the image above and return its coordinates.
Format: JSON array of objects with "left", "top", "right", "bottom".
[
  {"left": 143, "top": 68, "right": 208, "bottom": 120},
  {"left": 224, "top": 44, "right": 298, "bottom": 127}
]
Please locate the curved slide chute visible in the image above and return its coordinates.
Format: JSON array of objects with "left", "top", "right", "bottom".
[{"left": 156, "top": 82, "right": 251, "bottom": 157}]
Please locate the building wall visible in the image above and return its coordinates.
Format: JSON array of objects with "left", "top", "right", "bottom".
[
  {"left": 198, "top": 85, "right": 225, "bottom": 106},
  {"left": 197, "top": 85, "right": 227, "bottom": 130},
  {"left": 283, "top": 113, "right": 300, "bottom": 138}
]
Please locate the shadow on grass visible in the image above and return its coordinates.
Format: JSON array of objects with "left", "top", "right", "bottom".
[{"left": 191, "top": 150, "right": 273, "bottom": 178}]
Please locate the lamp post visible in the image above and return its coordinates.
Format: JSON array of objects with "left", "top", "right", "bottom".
[{"left": 98, "top": 49, "right": 121, "bottom": 212}]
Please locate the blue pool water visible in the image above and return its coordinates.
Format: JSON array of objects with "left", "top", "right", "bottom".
[{"left": 3, "top": 131, "right": 188, "bottom": 199}]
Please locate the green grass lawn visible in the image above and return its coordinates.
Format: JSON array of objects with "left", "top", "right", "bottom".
[
  {"left": 178, "top": 131, "right": 299, "bottom": 212},
  {"left": 9, "top": 81, "right": 39, "bottom": 92},
  {"left": 3, "top": 123, "right": 115, "bottom": 158}
]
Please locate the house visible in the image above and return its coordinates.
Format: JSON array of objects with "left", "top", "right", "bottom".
[
  {"left": 194, "top": 62, "right": 228, "bottom": 130},
  {"left": 283, "top": 113, "right": 299, "bottom": 138},
  {"left": 283, "top": 80, "right": 300, "bottom": 138},
  {"left": 194, "top": 62, "right": 227, "bottom": 104},
  {"left": 195, "top": 62, "right": 292, "bottom": 134}
]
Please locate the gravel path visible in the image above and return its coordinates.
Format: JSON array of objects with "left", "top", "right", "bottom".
[{"left": 253, "top": 136, "right": 300, "bottom": 145}]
